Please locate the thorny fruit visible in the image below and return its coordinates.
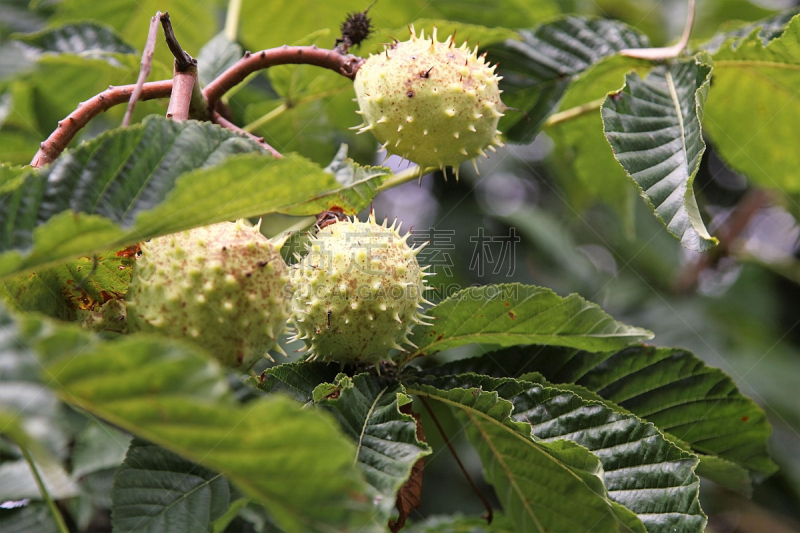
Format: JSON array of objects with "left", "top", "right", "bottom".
[
  {"left": 126, "top": 220, "right": 290, "bottom": 370},
  {"left": 289, "top": 212, "right": 432, "bottom": 364},
  {"left": 353, "top": 26, "right": 505, "bottom": 178}
]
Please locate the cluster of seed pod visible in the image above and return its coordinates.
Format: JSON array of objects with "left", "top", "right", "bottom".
[{"left": 126, "top": 214, "right": 433, "bottom": 369}]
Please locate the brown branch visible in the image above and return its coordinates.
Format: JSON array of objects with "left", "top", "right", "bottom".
[
  {"left": 211, "top": 111, "right": 283, "bottom": 158},
  {"left": 166, "top": 69, "right": 196, "bottom": 121},
  {"left": 122, "top": 11, "right": 161, "bottom": 126},
  {"left": 30, "top": 81, "right": 173, "bottom": 168},
  {"left": 203, "top": 46, "right": 364, "bottom": 110},
  {"left": 31, "top": 41, "right": 361, "bottom": 165},
  {"left": 159, "top": 12, "right": 195, "bottom": 72}
]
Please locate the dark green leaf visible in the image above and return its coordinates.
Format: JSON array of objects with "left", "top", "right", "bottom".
[
  {"left": 0, "top": 503, "right": 59, "bottom": 533},
  {"left": 602, "top": 56, "right": 716, "bottom": 252},
  {"left": 318, "top": 374, "right": 430, "bottom": 521},
  {"left": 428, "top": 345, "right": 778, "bottom": 479},
  {"left": 409, "top": 283, "right": 653, "bottom": 358},
  {"left": 488, "top": 16, "right": 649, "bottom": 142},
  {"left": 254, "top": 361, "right": 346, "bottom": 403},
  {"left": 111, "top": 438, "right": 230, "bottom": 533},
  {"left": 12, "top": 22, "right": 135, "bottom": 58},
  {"left": 405, "top": 380, "right": 647, "bottom": 533},
  {"left": 405, "top": 513, "right": 515, "bottom": 532},
  {"left": 412, "top": 375, "right": 706, "bottom": 533},
  {"left": 71, "top": 420, "right": 131, "bottom": 478}
]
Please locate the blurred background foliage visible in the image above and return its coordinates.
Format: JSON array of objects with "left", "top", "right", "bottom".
[{"left": 2, "top": 0, "right": 800, "bottom": 531}]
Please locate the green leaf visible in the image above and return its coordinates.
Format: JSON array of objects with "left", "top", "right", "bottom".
[
  {"left": 0, "top": 458, "right": 79, "bottom": 501},
  {"left": 236, "top": 0, "right": 557, "bottom": 55},
  {"left": 703, "top": 12, "right": 800, "bottom": 192},
  {"left": 428, "top": 345, "right": 778, "bottom": 479},
  {"left": 405, "top": 380, "right": 647, "bottom": 533},
  {"left": 0, "top": 504, "right": 59, "bottom": 533},
  {"left": 694, "top": 454, "right": 753, "bottom": 497},
  {"left": 111, "top": 438, "right": 230, "bottom": 533},
  {"left": 700, "top": 9, "right": 798, "bottom": 53},
  {"left": 196, "top": 32, "right": 243, "bottom": 88},
  {"left": 318, "top": 374, "right": 430, "bottom": 521},
  {"left": 413, "top": 374, "right": 706, "bottom": 533},
  {"left": 488, "top": 16, "right": 650, "bottom": 142},
  {"left": 409, "top": 283, "right": 653, "bottom": 357},
  {"left": 71, "top": 420, "right": 131, "bottom": 478},
  {"left": 602, "top": 55, "right": 717, "bottom": 252},
  {"left": 405, "top": 513, "right": 515, "bottom": 532},
  {"left": 546, "top": 54, "right": 651, "bottom": 222},
  {"left": 50, "top": 0, "right": 217, "bottom": 67},
  {"left": 2, "top": 247, "right": 134, "bottom": 324},
  {"left": 0, "top": 116, "right": 389, "bottom": 281},
  {"left": 0, "top": 303, "right": 378, "bottom": 532},
  {"left": 254, "top": 361, "right": 346, "bottom": 403},
  {"left": 11, "top": 22, "right": 136, "bottom": 58}
]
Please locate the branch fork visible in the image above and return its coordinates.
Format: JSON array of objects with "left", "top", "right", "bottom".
[{"left": 30, "top": 12, "right": 364, "bottom": 168}]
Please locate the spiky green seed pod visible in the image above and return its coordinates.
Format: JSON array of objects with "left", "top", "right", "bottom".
[
  {"left": 353, "top": 25, "right": 505, "bottom": 178},
  {"left": 126, "top": 221, "right": 291, "bottom": 370},
  {"left": 289, "top": 213, "right": 432, "bottom": 364}
]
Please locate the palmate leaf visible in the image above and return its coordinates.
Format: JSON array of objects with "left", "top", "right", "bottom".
[
  {"left": 111, "top": 438, "right": 230, "bottom": 533},
  {"left": 488, "top": 16, "right": 649, "bottom": 142},
  {"left": 0, "top": 303, "right": 379, "bottom": 532},
  {"left": 0, "top": 116, "right": 390, "bottom": 281},
  {"left": 405, "top": 380, "right": 647, "bottom": 533},
  {"left": 703, "top": 12, "right": 800, "bottom": 193},
  {"left": 317, "top": 374, "right": 431, "bottom": 522},
  {"left": 601, "top": 56, "right": 716, "bottom": 252},
  {"left": 409, "top": 283, "right": 653, "bottom": 358},
  {"left": 410, "top": 375, "right": 706, "bottom": 533},
  {"left": 428, "top": 345, "right": 777, "bottom": 480}
]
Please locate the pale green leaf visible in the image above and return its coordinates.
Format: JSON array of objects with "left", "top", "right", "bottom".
[
  {"left": 409, "top": 283, "right": 653, "bottom": 357},
  {"left": 0, "top": 116, "right": 389, "bottom": 281},
  {"left": 0, "top": 303, "right": 378, "bottom": 532},
  {"left": 703, "top": 12, "right": 800, "bottom": 192}
]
